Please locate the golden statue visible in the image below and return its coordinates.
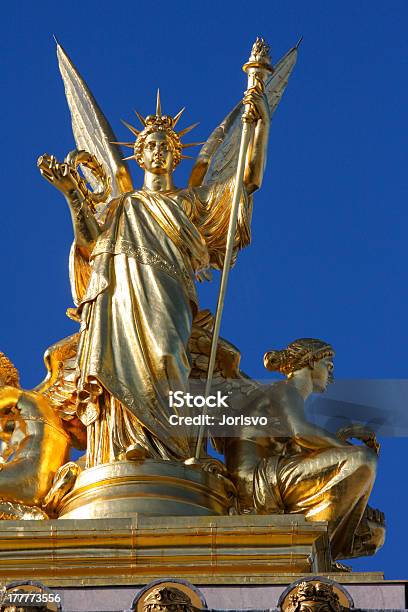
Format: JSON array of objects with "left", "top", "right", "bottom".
[
  {"left": 223, "top": 338, "right": 384, "bottom": 560},
  {"left": 0, "top": 38, "right": 385, "bottom": 569},
  {"left": 0, "top": 352, "right": 71, "bottom": 513},
  {"left": 37, "top": 38, "right": 298, "bottom": 468}
]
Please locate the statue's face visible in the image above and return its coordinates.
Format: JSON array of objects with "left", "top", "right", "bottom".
[
  {"left": 142, "top": 131, "right": 174, "bottom": 174},
  {"left": 311, "top": 357, "right": 334, "bottom": 393}
]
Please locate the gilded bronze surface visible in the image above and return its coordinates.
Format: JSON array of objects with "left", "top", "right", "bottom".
[
  {"left": 223, "top": 339, "right": 384, "bottom": 561},
  {"left": 134, "top": 582, "right": 205, "bottom": 612},
  {"left": 141, "top": 586, "right": 197, "bottom": 612},
  {"left": 56, "top": 460, "right": 237, "bottom": 519},
  {"left": 0, "top": 354, "right": 70, "bottom": 511},
  {"left": 0, "top": 514, "right": 333, "bottom": 583},
  {"left": 37, "top": 39, "right": 282, "bottom": 467},
  {"left": 0, "top": 38, "right": 385, "bottom": 570},
  {"left": 280, "top": 580, "right": 351, "bottom": 612},
  {"left": 194, "top": 37, "right": 273, "bottom": 459}
]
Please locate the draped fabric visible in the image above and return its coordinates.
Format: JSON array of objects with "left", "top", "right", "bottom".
[{"left": 70, "top": 181, "right": 251, "bottom": 466}]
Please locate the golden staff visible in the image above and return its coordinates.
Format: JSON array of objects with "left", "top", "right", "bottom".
[{"left": 193, "top": 38, "right": 273, "bottom": 460}]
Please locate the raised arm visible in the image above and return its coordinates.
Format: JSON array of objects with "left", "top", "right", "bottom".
[
  {"left": 242, "top": 87, "right": 271, "bottom": 195},
  {"left": 38, "top": 152, "right": 102, "bottom": 258}
]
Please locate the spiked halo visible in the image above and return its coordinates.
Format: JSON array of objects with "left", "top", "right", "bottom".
[{"left": 112, "top": 90, "right": 203, "bottom": 166}]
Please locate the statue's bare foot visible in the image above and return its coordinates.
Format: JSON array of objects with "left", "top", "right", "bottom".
[{"left": 125, "top": 443, "right": 149, "bottom": 460}]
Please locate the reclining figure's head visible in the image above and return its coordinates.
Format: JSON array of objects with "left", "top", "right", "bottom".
[{"left": 264, "top": 338, "right": 335, "bottom": 393}]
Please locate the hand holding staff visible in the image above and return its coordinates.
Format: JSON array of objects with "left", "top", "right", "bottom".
[{"left": 193, "top": 38, "right": 273, "bottom": 461}]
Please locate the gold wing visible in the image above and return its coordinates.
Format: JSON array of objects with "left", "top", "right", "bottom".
[
  {"left": 34, "top": 334, "right": 78, "bottom": 419},
  {"left": 56, "top": 43, "right": 134, "bottom": 304},
  {"left": 189, "top": 42, "right": 300, "bottom": 187},
  {"left": 34, "top": 334, "right": 87, "bottom": 449},
  {"left": 56, "top": 42, "right": 133, "bottom": 203}
]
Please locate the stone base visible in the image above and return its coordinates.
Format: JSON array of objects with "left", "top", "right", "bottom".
[
  {"left": 0, "top": 575, "right": 405, "bottom": 612},
  {"left": 0, "top": 514, "right": 332, "bottom": 583},
  {"left": 1, "top": 514, "right": 402, "bottom": 612},
  {"left": 54, "top": 580, "right": 407, "bottom": 612}
]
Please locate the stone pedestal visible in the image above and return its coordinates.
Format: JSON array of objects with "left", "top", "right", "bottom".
[
  {"left": 0, "top": 575, "right": 405, "bottom": 612},
  {"left": 0, "top": 515, "right": 404, "bottom": 612},
  {"left": 54, "top": 579, "right": 407, "bottom": 612},
  {"left": 0, "top": 514, "right": 330, "bottom": 583}
]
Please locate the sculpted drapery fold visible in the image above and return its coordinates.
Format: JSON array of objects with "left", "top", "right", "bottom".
[
  {"left": 0, "top": 41, "right": 384, "bottom": 565},
  {"left": 45, "top": 39, "right": 294, "bottom": 468},
  {"left": 69, "top": 181, "right": 251, "bottom": 466}
]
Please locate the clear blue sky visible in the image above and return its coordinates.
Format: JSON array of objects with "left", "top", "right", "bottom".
[{"left": 1, "top": 1, "right": 407, "bottom": 578}]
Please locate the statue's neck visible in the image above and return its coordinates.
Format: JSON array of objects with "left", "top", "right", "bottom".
[
  {"left": 143, "top": 170, "right": 175, "bottom": 192},
  {"left": 287, "top": 367, "right": 313, "bottom": 401}
]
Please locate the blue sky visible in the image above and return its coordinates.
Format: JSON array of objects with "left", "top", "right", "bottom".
[{"left": 1, "top": 1, "right": 408, "bottom": 577}]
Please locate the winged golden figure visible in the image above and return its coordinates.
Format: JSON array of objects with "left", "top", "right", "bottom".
[{"left": 37, "top": 39, "right": 299, "bottom": 468}]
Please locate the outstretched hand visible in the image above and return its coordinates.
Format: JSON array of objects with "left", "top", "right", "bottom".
[
  {"left": 37, "top": 153, "right": 79, "bottom": 196},
  {"left": 336, "top": 424, "right": 381, "bottom": 455}
]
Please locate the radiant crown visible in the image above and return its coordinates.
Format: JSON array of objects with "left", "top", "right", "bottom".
[{"left": 113, "top": 90, "right": 202, "bottom": 168}]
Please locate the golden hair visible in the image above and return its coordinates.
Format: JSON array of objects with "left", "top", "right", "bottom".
[
  {"left": 134, "top": 122, "right": 183, "bottom": 169},
  {"left": 264, "top": 338, "right": 334, "bottom": 376}
]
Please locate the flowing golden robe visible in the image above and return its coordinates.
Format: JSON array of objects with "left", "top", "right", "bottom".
[{"left": 71, "top": 180, "right": 251, "bottom": 466}]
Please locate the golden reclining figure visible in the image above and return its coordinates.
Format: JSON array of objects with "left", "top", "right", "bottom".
[
  {"left": 0, "top": 351, "right": 80, "bottom": 517},
  {"left": 221, "top": 337, "right": 384, "bottom": 561}
]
